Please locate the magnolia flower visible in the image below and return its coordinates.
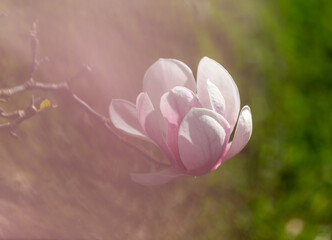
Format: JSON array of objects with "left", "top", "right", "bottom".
[{"left": 110, "top": 57, "right": 252, "bottom": 186}]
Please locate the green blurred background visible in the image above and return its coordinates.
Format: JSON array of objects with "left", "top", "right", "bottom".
[{"left": 0, "top": 0, "right": 331, "bottom": 239}]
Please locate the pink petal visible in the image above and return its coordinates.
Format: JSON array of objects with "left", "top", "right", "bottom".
[
  {"left": 178, "top": 108, "right": 231, "bottom": 175},
  {"left": 131, "top": 168, "right": 188, "bottom": 186},
  {"left": 160, "top": 86, "right": 201, "bottom": 168},
  {"left": 109, "top": 99, "right": 150, "bottom": 142},
  {"left": 136, "top": 92, "right": 176, "bottom": 164},
  {"left": 197, "top": 57, "right": 240, "bottom": 130},
  {"left": 207, "top": 79, "right": 226, "bottom": 116},
  {"left": 223, "top": 106, "right": 252, "bottom": 161},
  {"left": 210, "top": 142, "right": 231, "bottom": 171},
  {"left": 160, "top": 86, "right": 201, "bottom": 126},
  {"left": 143, "top": 59, "right": 196, "bottom": 111}
]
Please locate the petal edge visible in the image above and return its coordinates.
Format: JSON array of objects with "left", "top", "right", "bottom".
[
  {"left": 197, "top": 57, "right": 240, "bottom": 130},
  {"left": 109, "top": 99, "right": 150, "bottom": 142},
  {"left": 223, "top": 105, "right": 252, "bottom": 161},
  {"left": 178, "top": 108, "right": 231, "bottom": 175}
]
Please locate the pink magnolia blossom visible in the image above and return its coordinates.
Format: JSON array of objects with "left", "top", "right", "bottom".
[{"left": 110, "top": 57, "right": 252, "bottom": 186}]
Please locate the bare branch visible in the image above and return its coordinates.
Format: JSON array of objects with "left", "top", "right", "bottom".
[
  {"left": 0, "top": 108, "right": 24, "bottom": 119},
  {"left": 0, "top": 22, "right": 169, "bottom": 168},
  {"left": 0, "top": 100, "right": 39, "bottom": 130},
  {"left": 67, "top": 64, "right": 92, "bottom": 84},
  {"left": 29, "top": 21, "right": 39, "bottom": 80}
]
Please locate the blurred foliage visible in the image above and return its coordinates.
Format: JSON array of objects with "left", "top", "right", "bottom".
[{"left": 0, "top": 0, "right": 331, "bottom": 239}]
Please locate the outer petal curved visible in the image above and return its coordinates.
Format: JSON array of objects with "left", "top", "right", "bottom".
[
  {"left": 223, "top": 106, "right": 252, "bottom": 161},
  {"left": 197, "top": 57, "right": 240, "bottom": 130},
  {"left": 207, "top": 79, "right": 226, "bottom": 116},
  {"left": 109, "top": 99, "right": 150, "bottom": 142},
  {"left": 160, "top": 86, "right": 201, "bottom": 167},
  {"left": 136, "top": 92, "right": 176, "bottom": 165},
  {"left": 178, "top": 108, "right": 231, "bottom": 175},
  {"left": 143, "top": 59, "right": 196, "bottom": 111},
  {"left": 131, "top": 168, "right": 189, "bottom": 186}
]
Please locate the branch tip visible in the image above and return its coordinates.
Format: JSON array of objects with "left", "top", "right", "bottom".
[
  {"left": 67, "top": 65, "right": 92, "bottom": 84},
  {"left": 10, "top": 130, "right": 18, "bottom": 138},
  {"left": 84, "top": 64, "right": 93, "bottom": 72}
]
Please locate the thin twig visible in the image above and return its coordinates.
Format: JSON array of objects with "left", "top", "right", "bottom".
[
  {"left": 0, "top": 22, "right": 169, "bottom": 168},
  {"left": 0, "top": 76, "right": 168, "bottom": 168},
  {"left": 0, "top": 96, "right": 39, "bottom": 138},
  {"left": 0, "top": 108, "right": 24, "bottom": 119}
]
